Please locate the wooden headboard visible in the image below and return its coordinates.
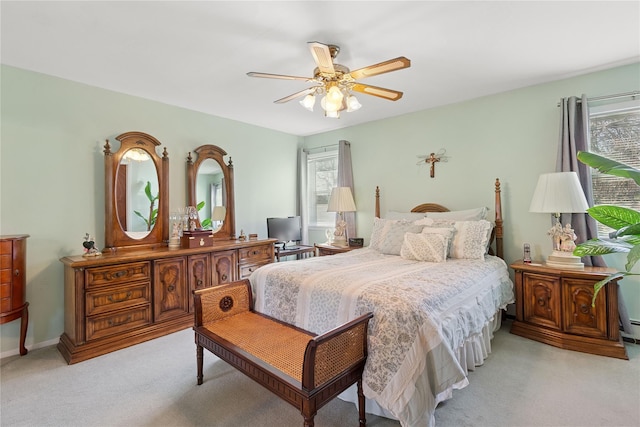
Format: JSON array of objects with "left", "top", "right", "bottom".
[{"left": 374, "top": 178, "right": 504, "bottom": 260}]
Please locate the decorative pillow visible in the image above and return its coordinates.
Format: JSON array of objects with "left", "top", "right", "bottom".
[
  {"left": 421, "top": 226, "right": 456, "bottom": 253},
  {"left": 369, "top": 218, "right": 425, "bottom": 255},
  {"left": 400, "top": 232, "right": 449, "bottom": 262},
  {"left": 385, "top": 211, "right": 428, "bottom": 221},
  {"left": 447, "top": 220, "right": 493, "bottom": 260},
  {"left": 426, "top": 207, "right": 489, "bottom": 221}
]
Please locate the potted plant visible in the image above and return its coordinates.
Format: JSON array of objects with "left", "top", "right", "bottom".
[
  {"left": 134, "top": 181, "right": 158, "bottom": 231},
  {"left": 572, "top": 151, "right": 640, "bottom": 304}
]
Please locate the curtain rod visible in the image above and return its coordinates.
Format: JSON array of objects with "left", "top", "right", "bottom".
[
  {"left": 303, "top": 143, "right": 339, "bottom": 154},
  {"left": 557, "top": 90, "right": 640, "bottom": 107}
]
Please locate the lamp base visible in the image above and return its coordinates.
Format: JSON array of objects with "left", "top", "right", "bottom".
[
  {"left": 332, "top": 235, "right": 348, "bottom": 247},
  {"left": 545, "top": 250, "right": 584, "bottom": 270}
]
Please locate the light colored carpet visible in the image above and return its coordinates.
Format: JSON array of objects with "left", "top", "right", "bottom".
[{"left": 1, "top": 320, "right": 638, "bottom": 427}]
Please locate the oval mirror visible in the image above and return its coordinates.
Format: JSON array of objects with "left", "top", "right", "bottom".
[
  {"left": 105, "top": 132, "right": 169, "bottom": 250},
  {"left": 195, "top": 158, "right": 225, "bottom": 231},
  {"left": 187, "top": 145, "right": 235, "bottom": 240},
  {"left": 115, "top": 148, "right": 160, "bottom": 240}
]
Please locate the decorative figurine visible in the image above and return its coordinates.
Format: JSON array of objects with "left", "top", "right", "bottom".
[
  {"left": 238, "top": 229, "right": 246, "bottom": 241},
  {"left": 82, "top": 233, "right": 101, "bottom": 257},
  {"left": 548, "top": 222, "right": 577, "bottom": 252}
]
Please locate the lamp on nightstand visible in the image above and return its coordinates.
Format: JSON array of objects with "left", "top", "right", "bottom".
[
  {"left": 327, "top": 187, "right": 356, "bottom": 247},
  {"left": 529, "top": 172, "right": 589, "bottom": 270}
]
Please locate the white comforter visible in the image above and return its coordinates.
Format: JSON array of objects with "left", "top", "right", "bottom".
[{"left": 250, "top": 248, "right": 514, "bottom": 426}]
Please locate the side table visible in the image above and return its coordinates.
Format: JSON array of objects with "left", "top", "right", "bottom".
[
  {"left": 510, "top": 260, "right": 627, "bottom": 359},
  {"left": 315, "top": 244, "right": 357, "bottom": 256},
  {"left": 1, "top": 234, "right": 29, "bottom": 355}
]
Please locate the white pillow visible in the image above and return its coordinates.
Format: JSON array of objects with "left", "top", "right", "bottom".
[
  {"left": 447, "top": 220, "right": 492, "bottom": 260},
  {"left": 400, "top": 232, "right": 449, "bottom": 262},
  {"left": 385, "top": 211, "right": 427, "bottom": 221},
  {"left": 369, "top": 218, "right": 425, "bottom": 255},
  {"left": 426, "top": 207, "right": 489, "bottom": 221}
]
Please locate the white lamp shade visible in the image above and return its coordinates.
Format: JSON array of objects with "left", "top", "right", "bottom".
[
  {"left": 327, "top": 187, "right": 356, "bottom": 213},
  {"left": 529, "top": 172, "right": 589, "bottom": 214}
]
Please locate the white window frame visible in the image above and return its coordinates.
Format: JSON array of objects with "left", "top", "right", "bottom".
[
  {"left": 588, "top": 99, "right": 640, "bottom": 238},
  {"left": 306, "top": 149, "right": 338, "bottom": 229}
]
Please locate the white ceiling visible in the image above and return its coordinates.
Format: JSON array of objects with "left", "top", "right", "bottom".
[{"left": 2, "top": 1, "right": 639, "bottom": 136}]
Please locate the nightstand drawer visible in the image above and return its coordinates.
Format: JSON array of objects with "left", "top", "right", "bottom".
[{"left": 563, "top": 278, "right": 607, "bottom": 338}]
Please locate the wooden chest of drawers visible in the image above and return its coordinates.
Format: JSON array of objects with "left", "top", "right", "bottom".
[
  {"left": 510, "top": 261, "right": 627, "bottom": 359},
  {"left": 58, "top": 239, "right": 275, "bottom": 364},
  {"left": 0, "top": 234, "right": 29, "bottom": 355}
]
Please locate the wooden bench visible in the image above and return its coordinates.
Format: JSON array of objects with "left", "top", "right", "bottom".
[{"left": 193, "top": 279, "right": 373, "bottom": 427}]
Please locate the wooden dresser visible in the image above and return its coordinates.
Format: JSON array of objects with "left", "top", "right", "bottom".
[
  {"left": 1, "top": 234, "right": 30, "bottom": 355},
  {"left": 58, "top": 239, "right": 275, "bottom": 364},
  {"left": 510, "top": 260, "right": 627, "bottom": 359}
]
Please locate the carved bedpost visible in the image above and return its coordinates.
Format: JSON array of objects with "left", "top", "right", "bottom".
[
  {"left": 494, "top": 178, "right": 504, "bottom": 260},
  {"left": 375, "top": 186, "right": 380, "bottom": 219}
]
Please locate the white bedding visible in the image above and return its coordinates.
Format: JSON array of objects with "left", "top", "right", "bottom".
[{"left": 250, "top": 247, "right": 514, "bottom": 427}]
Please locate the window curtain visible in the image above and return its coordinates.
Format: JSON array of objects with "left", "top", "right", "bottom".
[
  {"left": 556, "top": 95, "right": 605, "bottom": 268},
  {"left": 336, "top": 140, "right": 356, "bottom": 240},
  {"left": 557, "top": 95, "right": 632, "bottom": 335},
  {"left": 297, "top": 148, "right": 309, "bottom": 244}
]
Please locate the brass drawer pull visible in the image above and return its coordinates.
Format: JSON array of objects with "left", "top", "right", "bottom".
[
  {"left": 107, "top": 291, "right": 132, "bottom": 303},
  {"left": 221, "top": 274, "right": 228, "bottom": 281}
]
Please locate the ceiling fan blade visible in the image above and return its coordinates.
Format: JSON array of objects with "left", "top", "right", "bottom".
[
  {"left": 308, "top": 42, "right": 335, "bottom": 74},
  {"left": 247, "top": 72, "right": 312, "bottom": 82},
  {"left": 274, "top": 87, "right": 318, "bottom": 104},
  {"left": 348, "top": 57, "right": 411, "bottom": 80},
  {"left": 351, "top": 83, "right": 403, "bottom": 101}
]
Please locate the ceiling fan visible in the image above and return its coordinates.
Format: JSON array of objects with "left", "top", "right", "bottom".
[{"left": 247, "top": 41, "right": 411, "bottom": 118}]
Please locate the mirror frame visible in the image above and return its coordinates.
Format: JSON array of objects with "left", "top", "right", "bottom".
[
  {"left": 187, "top": 144, "right": 235, "bottom": 240},
  {"left": 104, "top": 131, "right": 169, "bottom": 250}
]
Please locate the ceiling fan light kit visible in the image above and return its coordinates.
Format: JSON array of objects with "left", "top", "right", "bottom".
[{"left": 248, "top": 41, "right": 410, "bottom": 118}]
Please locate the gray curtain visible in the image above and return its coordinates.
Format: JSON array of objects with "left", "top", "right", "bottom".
[
  {"left": 557, "top": 95, "right": 632, "bottom": 334},
  {"left": 556, "top": 94, "right": 605, "bottom": 267},
  {"left": 297, "top": 148, "right": 309, "bottom": 244},
  {"left": 336, "top": 140, "right": 356, "bottom": 240}
]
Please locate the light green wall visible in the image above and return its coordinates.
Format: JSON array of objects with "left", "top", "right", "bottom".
[
  {"left": 0, "top": 65, "right": 300, "bottom": 353},
  {"left": 303, "top": 62, "right": 640, "bottom": 335},
  {"left": 1, "top": 62, "right": 639, "bottom": 354}
]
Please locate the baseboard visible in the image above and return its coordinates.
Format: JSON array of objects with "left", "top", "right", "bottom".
[{"left": 0, "top": 337, "right": 59, "bottom": 360}]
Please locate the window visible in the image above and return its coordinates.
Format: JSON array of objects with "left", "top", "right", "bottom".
[
  {"left": 588, "top": 99, "right": 640, "bottom": 237},
  {"left": 307, "top": 150, "right": 338, "bottom": 227}
]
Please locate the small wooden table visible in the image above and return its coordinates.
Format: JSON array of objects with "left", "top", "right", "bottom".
[
  {"left": 315, "top": 243, "right": 357, "bottom": 256},
  {"left": 275, "top": 244, "right": 316, "bottom": 262},
  {"left": 510, "top": 260, "right": 627, "bottom": 359}
]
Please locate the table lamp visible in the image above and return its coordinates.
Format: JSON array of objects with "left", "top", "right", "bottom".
[
  {"left": 327, "top": 187, "right": 356, "bottom": 247},
  {"left": 529, "top": 172, "right": 589, "bottom": 269}
]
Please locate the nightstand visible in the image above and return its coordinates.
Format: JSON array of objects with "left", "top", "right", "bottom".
[
  {"left": 315, "top": 244, "right": 357, "bottom": 256},
  {"left": 510, "top": 260, "right": 627, "bottom": 359}
]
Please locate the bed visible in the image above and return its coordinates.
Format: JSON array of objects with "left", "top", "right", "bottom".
[{"left": 249, "top": 179, "right": 514, "bottom": 427}]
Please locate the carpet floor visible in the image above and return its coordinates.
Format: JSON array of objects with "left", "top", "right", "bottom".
[{"left": 1, "top": 319, "right": 638, "bottom": 427}]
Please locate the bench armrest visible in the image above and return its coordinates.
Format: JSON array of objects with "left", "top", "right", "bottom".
[
  {"left": 302, "top": 312, "right": 373, "bottom": 391},
  {"left": 193, "top": 279, "right": 253, "bottom": 327}
]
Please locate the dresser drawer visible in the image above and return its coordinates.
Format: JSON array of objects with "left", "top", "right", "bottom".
[
  {"left": 0, "top": 241, "right": 11, "bottom": 254},
  {"left": 1, "top": 254, "right": 11, "bottom": 269},
  {"left": 0, "top": 282, "right": 11, "bottom": 298},
  {"left": 238, "top": 245, "right": 272, "bottom": 263},
  {"left": 86, "top": 282, "right": 151, "bottom": 316},
  {"left": 0, "top": 297, "right": 10, "bottom": 312},
  {"left": 85, "top": 261, "right": 151, "bottom": 288},
  {"left": 86, "top": 305, "right": 151, "bottom": 341},
  {"left": 0, "top": 269, "right": 11, "bottom": 286},
  {"left": 239, "top": 260, "right": 270, "bottom": 279}
]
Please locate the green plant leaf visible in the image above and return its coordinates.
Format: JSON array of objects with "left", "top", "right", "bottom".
[
  {"left": 591, "top": 272, "right": 628, "bottom": 306},
  {"left": 197, "top": 201, "right": 205, "bottom": 211},
  {"left": 587, "top": 205, "right": 640, "bottom": 230},
  {"left": 611, "top": 222, "right": 640, "bottom": 239},
  {"left": 577, "top": 151, "right": 640, "bottom": 186},
  {"left": 134, "top": 210, "right": 149, "bottom": 227},
  {"left": 626, "top": 244, "right": 640, "bottom": 272},
  {"left": 573, "top": 238, "right": 633, "bottom": 256}
]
